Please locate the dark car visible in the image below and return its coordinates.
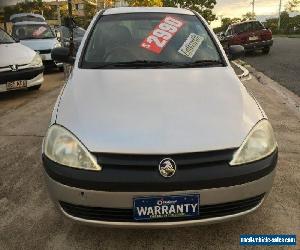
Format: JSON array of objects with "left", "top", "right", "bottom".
[
  {"left": 222, "top": 21, "right": 273, "bottom": 54},
  {"left": 56, "top": 26, "right": 85, "bottom": 78},
  {"left": 58, "top": 26, "right": 85, "bottom": 55}
]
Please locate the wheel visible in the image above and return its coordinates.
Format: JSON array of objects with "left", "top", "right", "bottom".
[
  {"left": 262, "top": 47, "right": 270, "bottom": 54},
  {"left": 28, "top": 84, "right": 41, "bottom": 91}
]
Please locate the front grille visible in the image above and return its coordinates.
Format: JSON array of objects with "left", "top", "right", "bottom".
[
  {"left": 37, "top": 49, "right": 51, "bottom": 54},
  {"left": 0, "top": 66, "right": 44, "bottom": 84},
  {"left": 94, "top": 149, "right": 236, "bottom": 169},
  {"left": 59, "top": 194, "right": 264, "bottom": 222}
]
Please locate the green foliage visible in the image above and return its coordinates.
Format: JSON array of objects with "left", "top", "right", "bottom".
[
  {"left": 214, "top": 12, "right": 257, "bottom": 33},
  {"left": 285, "top": 0, "right": 300, "bottom": 12},
  {"left": 241, "top": 12, "right": 256, "bottom": 21},
  {"left": 163, "top": 0, "right": 217, "bottom": 23},
  {"left": 127, "top": 0, "right": 163, "bottom": 7},
  {"left": 265, "top": 12, "right": 300, "bottom": 34},
  {"left": 84, "top": 2, "right": 97, "bottom": 20},
  {"left": 3, "top": 1, "right": 55, "bottom": 21}
]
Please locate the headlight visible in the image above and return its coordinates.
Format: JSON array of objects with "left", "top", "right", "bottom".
[
  {"left": 54, "top": 42, "right": 61, "bottom": 48},
  {"left": 230, "top": 119, "right": 277, "bottom": 166},
  {"left": 44, "top": 125, "right": 101, "bottom": 171},
  {"left": 29, "top": 54, "right": 43, "bottom": 67}
]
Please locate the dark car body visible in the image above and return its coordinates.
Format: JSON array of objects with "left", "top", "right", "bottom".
[
  {"left": 58, "top": 26, "right": 85, "bottom": 56},
  {"left": 221, "top": 21, "right": 273, "bottom": 54}
]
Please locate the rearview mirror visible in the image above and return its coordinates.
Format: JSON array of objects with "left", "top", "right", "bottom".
[
  {"left": 51, "top": 47, "right": 75, "bottom": 64},
  {"left": 228, "top": 45, "right": 245, "bottom": 61}
]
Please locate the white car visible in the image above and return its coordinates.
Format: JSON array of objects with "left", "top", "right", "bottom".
[
  {"left": 11, "top": 13, "right": 63, "bottom": 71},
  {"left": 43, "top": 7, "right": 278, "bottom": 228},
  {"left": 0, "top": 28, "right": 44, "bottom": 92}
]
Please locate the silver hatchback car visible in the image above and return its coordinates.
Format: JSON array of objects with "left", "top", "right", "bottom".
[{"left": 43, "top": 7, "right": 278, "bottom": 228}]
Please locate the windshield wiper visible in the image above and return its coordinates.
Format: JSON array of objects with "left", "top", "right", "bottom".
[
  {"left": 89, "top": 60, "right": 224, "bottom": 69},
  {"left": 177, "top": 60, "right": 224, "bottom": 68},
  {"left": 90, "top": 60, "right": 175, "bottom": 69}
]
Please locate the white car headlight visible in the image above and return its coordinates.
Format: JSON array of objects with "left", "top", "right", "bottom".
[
  {"left": 230, "top": 119, "right": 277, "bottom": 166},
  {"left": 29, "top": 53, "right": 43, "bottom": 68},
  {"left": 44, "top": 125, "right": 101, "bottom": 171},
  {"left": 54, "top": 42, "right": 61, "bottom": 48}
]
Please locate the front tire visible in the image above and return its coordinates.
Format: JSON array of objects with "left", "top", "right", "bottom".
[
  {"left": 262, "top": 47, "right": 270, "bottom": 54},
  {"left": 28, "top": 84, "right": 41, "bottom": 91}
]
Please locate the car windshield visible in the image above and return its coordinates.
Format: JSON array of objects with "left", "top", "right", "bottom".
[
  {"left": 233, "top": 23, "right": 252, "bottom": 34},
  {"left": 60, "top": 26, "right": 85, "bottom": 39},
  {"left": 82, "top": 13, "right": 222, "bottom": 69},
  {"left": 0, "top": 29, "right": 15, "bottom": 44},
  {"left": 12, "top": 24, "right": 55, "bottom": 40}
]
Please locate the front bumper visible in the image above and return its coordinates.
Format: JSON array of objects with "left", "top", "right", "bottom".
[
  {"left": 45, "top": 171, "right": 274, "bottom": 228},
  {"left": 243, "top": 39, "right": 273, "bottom": 51},
  {"left": 43, "top": 150, "right": 277, "bottom": 227},
  {"left": 0, "top": 66, "right": 44, "bottom": 93}
]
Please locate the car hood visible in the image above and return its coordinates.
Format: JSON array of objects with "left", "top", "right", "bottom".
[
  {"left": 56, "top": 67, "right": 263, "bottom": 154},
  {"left": 20, "top": 38, "right": 57, "bottom": 51},
  {"left": 0, "top": 42, "right": 35, "bottom": 67}
]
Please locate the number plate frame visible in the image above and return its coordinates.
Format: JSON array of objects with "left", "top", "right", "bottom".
[
  {"left": 249, "top": 36, "right": 259, "bottom": 41},
  {"left": 133, "top": 194, "right": 200, "bottom": 221},
  {"left": 6, "top": 80, "right": 27, "bottom": 90}
]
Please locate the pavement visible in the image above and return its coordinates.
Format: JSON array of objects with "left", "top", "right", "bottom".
[
  {"left": 0, "top": 68, "right": 299, "bottom": 250},
  {"left": 243, "top": 37, "right": 300, "bottom": 96}
]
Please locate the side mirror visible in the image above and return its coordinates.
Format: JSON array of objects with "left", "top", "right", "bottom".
[
  {"left": 51, "top": 47, "right": 75, "bottom": 64},
  {"left": 228, "top": 45, "right": 245, "bottom": 61}
]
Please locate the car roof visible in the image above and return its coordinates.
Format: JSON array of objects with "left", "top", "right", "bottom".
[
  {"left": 103, "top": 7, "right": 194, "bottom": 16},
  {"left": 10, "top": 13, "right": 45, "bottom": 19},
  {"left": 231, "top": 20, "right": 260, "bottom": 26},
  {"left": 13, "top": 21, "right": 48, "bottom": 25}
]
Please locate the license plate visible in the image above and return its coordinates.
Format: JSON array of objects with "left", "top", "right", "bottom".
[
  {"left": 6, "top": 80, "right": 27, "bottom": 90},
  {"left": 249, "top": 36, "right": 259, "bottom": 41},
  {"left": 133, "top": 194, "right": 199, "bottom": 221}
]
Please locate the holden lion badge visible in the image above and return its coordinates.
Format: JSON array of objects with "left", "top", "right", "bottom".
[{"left": 159, "top": 158, "right": 176, "bottom": 178}]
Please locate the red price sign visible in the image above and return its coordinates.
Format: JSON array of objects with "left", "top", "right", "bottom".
[{"left": 141, "top": 16, "right": 185, "bottom": 54}]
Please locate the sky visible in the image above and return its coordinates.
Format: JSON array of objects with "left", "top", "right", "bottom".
[
  {"left": 1, "top": 0, "right": 299, "bottom": 28},
  {"left": 211, "top": 0, "right": 294, "bottom": 27}
]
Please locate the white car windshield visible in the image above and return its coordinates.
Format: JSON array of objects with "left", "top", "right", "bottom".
[
  {"left": 0, "top": 29, "right": 15, "bottom": 44},
  {"left": 82, "top": 13, "right": 223, "bottom": 69},
  {"left": 12, "top": 24, "right": 55, "bottom": 40}
]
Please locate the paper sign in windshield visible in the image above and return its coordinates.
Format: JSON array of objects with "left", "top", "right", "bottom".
[
  {"left": 141, "top": 16, "right": 184, "bottom": 54},
  {"left": 33, "top": 26, "right": 47, "bottom": 37},
  {"left": 178, "top": 33, "right": 204, "bottom": 58}
]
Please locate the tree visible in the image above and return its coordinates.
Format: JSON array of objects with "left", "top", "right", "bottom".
[
  {"left": 241, "top": 12, "right": 256, "bottom": 21},
  {"left": 83, "top": 2, "right": 97, "bottom": 20},
  {"left": 82, "top": 0, "right": 115, "bottom": 9},
  {"left": 3, "top": 1, "right": 53, "bottom": 21},
  {"left": 279, "top": 11, "right": 290, "bottom": 32},
  {"left": 163, "top": 0, "right": 217, "bottom": 23},
  {"left": 213, "top": 17, "right": 241, "bottom": 33},
  {"left": 127, "top": 0, "right": 163, "bottom": 7},
  {"left": 285, "top": 0, "right": 300, "bottom": 12}
]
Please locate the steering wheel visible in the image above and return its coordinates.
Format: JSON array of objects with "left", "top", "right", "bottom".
[{"left": 103, "top": 46, "right": 136, "bottom": 62}]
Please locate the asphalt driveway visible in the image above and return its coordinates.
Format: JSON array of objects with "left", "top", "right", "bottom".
[{"left": 243, "top": 37, "right": 300, "bottom": 96}]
